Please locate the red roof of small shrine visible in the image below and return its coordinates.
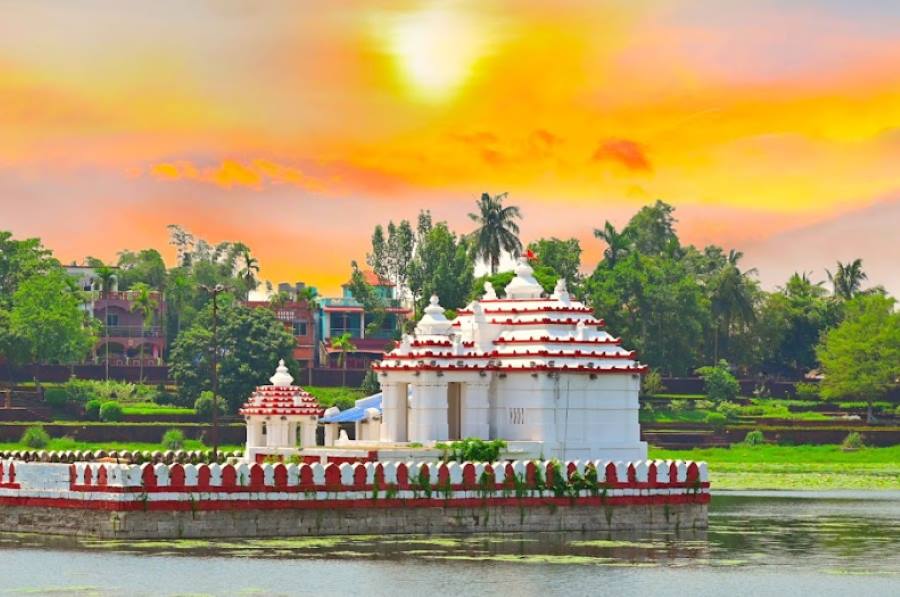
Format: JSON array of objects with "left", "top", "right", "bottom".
[{"left": 238, "top": 360, "right": 324, "bottom": 417}]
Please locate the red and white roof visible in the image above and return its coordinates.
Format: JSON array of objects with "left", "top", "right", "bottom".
[
  {"left": 239, "top": 360, "right": 324, "bottom": 417},
  {"left": 374, "top": 260, "right": 646, "bottom": 375}
]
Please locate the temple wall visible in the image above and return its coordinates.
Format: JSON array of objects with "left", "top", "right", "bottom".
[{"left": 0, "top": 458, "right": 708, "bottom": 539}]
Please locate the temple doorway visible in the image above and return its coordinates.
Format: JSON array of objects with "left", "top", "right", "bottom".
[{"left": 447, "top": 382, "right": 462, "bottom": 440}]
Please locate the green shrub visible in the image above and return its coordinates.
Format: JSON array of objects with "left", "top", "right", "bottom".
[
  {"left": 194, "top": 391, "right": 226, "bottom": 419},
  {"left": 43, "top": 387, "right": 68, "bottom": 409},
  {"left": 85, "top": 399, "right": 103, "bottom": 421},
  {"left": 842, "top": 432, "right": 864, "bottom": 450},
  {"left": 21, "top": 425, "right": 50, "bottom": 449},
  {"left": 64, "top": 378, "right": 98, "bottom": 403},
  {"left": 696, "top": 360, "right": 740, "bottom": 403},
  {"left": 670, "top": 399, "right": 693, "bottom": 412},
  {"left": 704, "top": 412, "right": 728, "bottom": 427},
  {"left": 694, "top": 399, "right": 715, "bottom": 411},
  {"left": 161, "top": 429, "right": 185, "bottom": 451},
  {"left": 743, "top": 405, "right": 765, "bottom": 416},
  {"left": 895, "top": 405, "right": 900, "bottom": 417},
  {"left": 641, "top": 370, "right": 665, "bottom": 397},
  {"left": 743, "top": 429, "right": 766, "bottom": 446},
  {"left": 99, "top": 401, "right": 123, "bottom": 422},
  {"left": 441, "top": 438, "right": 507, "bottom": 462},
  {"left": 716, "top": 401, "right": 742, "bottom": 420},
  {"left": 794, "top": 382, "right": 820, "bottom": 401}
]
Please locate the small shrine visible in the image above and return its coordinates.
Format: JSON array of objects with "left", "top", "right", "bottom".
[{"left": 239, "top": 360, "right": 324, "bottom": 462}]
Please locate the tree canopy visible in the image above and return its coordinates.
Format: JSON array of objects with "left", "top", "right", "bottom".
[{"left": 816, "top": 293, "right": 899, "bottom": 421}]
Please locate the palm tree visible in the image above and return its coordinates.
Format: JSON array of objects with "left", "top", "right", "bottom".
[
  {"left": 593, "top": 221, "right": 630, "bottom": 267},
  {"left": 330, "top": 332, "right": 357, "bottom": 387},
  {"left": 827, "top": 259, "right": 867, "bottom": 300},
  {"left": 268, "top": 290, "right": 292, "bottom": 308},
  {"left": 709, "top": 252, "right": 757, "bottom": 362},
  {"left": 468, "top": 192, "right": 522, "bottom": 274},
  {"left": 237, "top": 248, "right": 260, "bottom": 297},
  {"left": 94, "top": 264, "right": 117, "bottom": 380},
  {"left": 130, "top": 283, "right": 158, "bottom": 383}
]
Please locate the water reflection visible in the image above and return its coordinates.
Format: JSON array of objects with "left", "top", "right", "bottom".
[{"left": 0, "top": 493, "right": 897, "bottom": 596}]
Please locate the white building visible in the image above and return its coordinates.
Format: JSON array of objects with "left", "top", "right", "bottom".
[
  {"left": 371, "top": 259, "right": 648, "bottom": 461},
  {"left": 240, "top": 360, "right": 324, "bottom": 462}
]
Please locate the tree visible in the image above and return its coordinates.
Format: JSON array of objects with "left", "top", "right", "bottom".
[
  {"left": 408, "top": 222, "right": 474, "bottom": 315},
  {"left": 827, "top": 259, "right": 868, "bottom": 300},
  {"left": 586, "top": 252, "right": 708, "bottom": 375},
  {"left": 367, "top": 220, "right": 414, "bottom": 296},
  {"left": 169, "top": 298, "right": 296, "bottom": 412},
  {"left": 468, "top": 192, "right": 522, "bottom": 274},
  {"left": 130, "top": 282, "right": 158, "bottom": 382},
  {"left": 816, "top": 294, "right": 899, "bottom": 423},
  {"left": 593, "top": 221, "right": 630, "bottom": 267},
  {"left": 93, "top": 262, "right": 118, "bottom": 380},
  {"left": 8, "top": 268, "right": 96, "bottom": 384},
  {"left": 708, "top": 250, "right": 758, "bottom": 363},
  {"left": 116, "top": 249, "right": 166, "bottom": 290},
  {"left": 0, "top": 231, "right": 59, "bottom": 309},
  {"left": 236, "top": 246, "right": 260, "bottom": 298},
  {"left": 696, "top": 360, "right": 740, "bottom": 403},
  {"left": 527, "top": 237, "right": 582, "bottom": 291},
  {"left": 622, "top": 200, "right": 680, "bottom": 257},
  {"left": 330, "top": 332, "right": 357, "bottom": 387},
  {"left": 755, "top": 272, "right": 839, "bottom": 376}
]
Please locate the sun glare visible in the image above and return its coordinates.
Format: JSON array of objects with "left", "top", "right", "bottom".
[{"left": 376, "top": 3, "right": 494, "bottom": 102}]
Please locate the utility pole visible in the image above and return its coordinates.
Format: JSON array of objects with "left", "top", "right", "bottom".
[{"left": 200, "top": 283, "right": 227, "bottom": 461}]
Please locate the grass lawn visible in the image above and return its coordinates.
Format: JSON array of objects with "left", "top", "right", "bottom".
[
  {"left": 304, "top": 386, "right": 366, "bottom": 410},
  {"left": 641, "top": 398, "right": 835, "bottom": 424},
  {"left": 0, "top": 438, "right": 243, "bottom": 453},
  {"left": 649, "top": 444, "right": 900, "bottom": 491},
  {"left": 120, "top": 402, "right": 195, "bottom": 416}
]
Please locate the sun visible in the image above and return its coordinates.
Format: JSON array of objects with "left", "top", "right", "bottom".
[{"left": 375, "top": 3, "right": 495, "bottom": 102}]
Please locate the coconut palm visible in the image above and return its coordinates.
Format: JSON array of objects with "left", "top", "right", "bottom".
[
  {"left": 709, "top": 252, "right": 757, "bottom": 362},
  {"left": 130, "top": 282, "right": 158, "bottom": 382},
  {"left": 468, "top": 192, "right": 522, "bottom": 274},
  {"left": 827, "top": 259, "right": 867, "bottom": 300},
  {"left": 237, "top": 248, "right": 260, "bottom": 297},
  {"left": 330, "top": 332, "right": 357, "bottom": 387},
  {"left": 593, "top": 221, "right": 630, "bottom": 267}
]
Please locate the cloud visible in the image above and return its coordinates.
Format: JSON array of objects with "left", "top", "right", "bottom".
[
  {"left": 148, "top": 159, "right": 323, "bottom": 191},
  {"left": 591, "top": 138, "right": 652, "bottom": 172}
]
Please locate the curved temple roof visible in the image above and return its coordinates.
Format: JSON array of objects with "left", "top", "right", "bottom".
[
  {"left": 374, "top": 260, "right": 646, "bottom": 375},
  {"left": 239, "top": 360, "right": 325, "bottom": 417}
]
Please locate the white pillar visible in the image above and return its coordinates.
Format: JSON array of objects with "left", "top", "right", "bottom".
[
  {"left": 301, "top": 420, "right": 317, "bottom": 447},
  {"left": 410, "top": 379, "right": 449, "bottom": 443},
  {"left": 461, "top": 382, "right": 491, "bottom": 439},
  {"left": 380, "top": 381, "right": 407, "bottom": 442},
  {"left": 324, "top": 423, "right": 337, "bottom": 446}
]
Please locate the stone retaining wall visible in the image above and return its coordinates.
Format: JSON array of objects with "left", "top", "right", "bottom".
[
  {"left": 0, "top": 458, "right": 709, "bottom": 539},
  {"left": 0, "top": 501, "right": 706, "bottom": 539}
]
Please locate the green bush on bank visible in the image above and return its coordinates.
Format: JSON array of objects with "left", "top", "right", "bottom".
[
  {"left": 161, "top": 428, "right": 185, "bottom": 450},
  {"left": 435, "top": 438, "right": 507, "bottom": 462},
  {"left": 84, "top": 399, "right": 103, "bottom": 421},
  {"left": 696, "top": 360, "right": 740, "bottom": 403},
  {"left": 194, "top": 391, "right": 227, "bottom": 419},
  {"left": 43, "top": 387, "right": 67, "bottom": 409},
  {"left": 743, "top": 429, "right": 766, "bottom": 446},
  {"left": 21, "top": 425, "right": 50, "bottom": 449},
  {"left": 99, "top": 401, "right": 123, "bottom": 422}
]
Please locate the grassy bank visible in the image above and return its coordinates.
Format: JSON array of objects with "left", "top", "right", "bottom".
[
  {"left": 649, "top": 444, "right": 900, "bottom": 490},
  {"left": 0, "top": 438, "right": 243, "bottom": 453}
]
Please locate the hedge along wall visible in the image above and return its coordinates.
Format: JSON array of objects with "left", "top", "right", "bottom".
[
  {"left": 0, "top": 458, "right": 709, "bottom": 512},
  {"left": 0, "top": 423, "right": 245, "bottom": 444}
]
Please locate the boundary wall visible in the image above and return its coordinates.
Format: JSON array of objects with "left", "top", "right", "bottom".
[{"left": 0, "top": 458, "right": 709, "bottom": 538}]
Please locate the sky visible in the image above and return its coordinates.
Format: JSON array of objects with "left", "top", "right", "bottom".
[{"left": 1, "top": 0, "right": 898, "bottom": 296}]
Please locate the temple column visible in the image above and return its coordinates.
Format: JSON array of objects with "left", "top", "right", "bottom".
[
  {"left": 379, "top": 380, "right": 407, "bottom": 442},
  {"left": 461, "top": 381, "right": 491, "bottom": 439},
  {"left": 410, "top": 378, "right": 449, "bottom": 443},
  {"left": 301, "top": 419, "right": 317, "bottom": 447}
]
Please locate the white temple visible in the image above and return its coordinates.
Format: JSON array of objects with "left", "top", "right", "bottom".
[
  {"left": 239, "top": 360, "right": 324, "bottom": 462},
  {"left": 371, "top": 259, "right": 648, "bottom": 461}
]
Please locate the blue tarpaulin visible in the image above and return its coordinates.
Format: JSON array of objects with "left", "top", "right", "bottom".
[{"left": 320, "top": 393, "right": 383, "bottom": 424}]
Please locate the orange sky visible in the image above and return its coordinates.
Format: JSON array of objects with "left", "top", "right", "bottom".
[{"left": 1, "top": 1, "right": 898, "bottom": 295}]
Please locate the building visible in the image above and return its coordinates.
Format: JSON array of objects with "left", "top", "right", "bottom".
[
  {"left": 368, "top": 259, "right": 648, "bottom": 461},
  {"left": 240, "top": 360, "right": 324, "bottom": 462},
  {"left": 317, "top": 270, "right": 411, "bottom": 370},
  {"left": 65, "top": 265, "right": 166, "bottom": 367},
  {"left": 244, "top": 282, "right": 317, "bottom": 372}
]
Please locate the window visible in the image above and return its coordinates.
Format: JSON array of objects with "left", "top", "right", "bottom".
[
  {"left": 292, "top": 321, "right": 308, "bottom": 336},
  {"left": 106, "top": 313, "right": 119, "bottom": 326},
  {"left": 508, "top": 408, "right": 525, "bottom": 425},
  {"left": 261, "top": 422, "right": 267, "bottom": 436}
]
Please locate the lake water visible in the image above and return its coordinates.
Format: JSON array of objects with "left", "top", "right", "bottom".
[{"left": 1, "top": 492, "right": 898, "bottom": 596}]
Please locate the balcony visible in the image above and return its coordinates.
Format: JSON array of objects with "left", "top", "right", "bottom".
[
  {"left": 87, "top": 290, "right": 163, "bottom": 302},
  {"left": 102, "top": 325, "right": 163, "bottom": 338}
]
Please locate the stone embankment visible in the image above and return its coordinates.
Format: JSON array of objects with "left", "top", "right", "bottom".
[{"left": 0, "top": 458, "right": 709, "bottom": 539}]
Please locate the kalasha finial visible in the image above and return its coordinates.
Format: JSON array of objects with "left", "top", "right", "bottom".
[{"left": 269, "top": 359, "right": 294, "bottom": 387}]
